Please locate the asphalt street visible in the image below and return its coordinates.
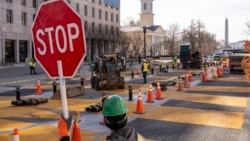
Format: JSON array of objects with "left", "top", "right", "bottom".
[{"left": 0, "top": 62, "right": 250, "bottom": 141}]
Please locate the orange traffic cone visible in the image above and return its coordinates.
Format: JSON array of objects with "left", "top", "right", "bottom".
[
  {"left": 188, "top": 70, "right": 192, "bottom": 82},
  {"left": 185, "top": 72, "right": 190, "bottom": 88},
  {"left": 71, "top": 111, "right": 81, "bottom": 141},
  {"left": 134, "top": 89, "right": 144, "bottom": 114},
  {"left": 146, "top": 84, "right": 154, "bottom": 103},
  {"left": 177, "top": 77, "right": 183, "bottom": 91},
  {"left": 71, "top": 121, "right": 81, "bottom": 141},
  {"left": 202, "top": 70, "right": 207, "bottom": 82},
  {"left": 13, "top": 128, "right": 20, "bottom": 141},
  {"left": 36, "top": 78, "right": 42, "bottom": 95},
  {"left": 155, "top": 81, "right": 164, "bottom": 100},
  {"left": 136, "top": 68, "right": 140, "bottom": 75}
]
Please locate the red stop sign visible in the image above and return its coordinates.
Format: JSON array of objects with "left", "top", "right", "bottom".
[{"left": 31, "top": 0, "right": 86, "bottom": 78}]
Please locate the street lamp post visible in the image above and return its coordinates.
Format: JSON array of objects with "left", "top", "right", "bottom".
[
  {"left": 0, "top": 28, "right": 4, "bottom": 65},
  {"left": 143, "top": 26, "right": 147, "bottom": 59}
]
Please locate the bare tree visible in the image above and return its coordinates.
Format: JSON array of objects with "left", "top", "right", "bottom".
[
  {"left": 117, "top": 31, "right": 131, "bottom": 58},
  {"left": 245, "top": 20, "right": 250, "bottom": 35},
  {"left": 122, "top": 17, "right": 140, "bottom": 27},
  {"left": 165, "top": 23, "right": 180, "bottom": 56},
  {"left": 180, "top": 19, "right": 218, "bottom": 55},
  {"left": 130, "top": 31, "right": 143, "bottom": 57}
]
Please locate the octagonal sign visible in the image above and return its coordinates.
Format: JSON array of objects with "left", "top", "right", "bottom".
[{"left": 31, "top": 0, "right": 86, "bottom": 78}]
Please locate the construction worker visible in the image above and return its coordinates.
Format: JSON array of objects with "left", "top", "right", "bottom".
[
  {"left": 102, "top": 95, "right": 144, "bottom": 141},
  {"left": 29, "top": 58, "right": 36, "bottom": 75},
  {"left": 141, "top": 59, "right": 149, "bottom": 83},
  {"left": 58, "top": 115, "right": 72, "bottom": 141}
]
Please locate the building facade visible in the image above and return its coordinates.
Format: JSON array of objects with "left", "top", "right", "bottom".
[
  {"left": 121, "top": 0, "right": 165, "bottom": 58},
  {"left": 0, "top": 0, "right": 120, "bottom": 65}
]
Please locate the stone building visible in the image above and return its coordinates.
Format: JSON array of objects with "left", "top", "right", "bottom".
[{"left": 0, "top": 0, "right": 120, "bottom": 65}]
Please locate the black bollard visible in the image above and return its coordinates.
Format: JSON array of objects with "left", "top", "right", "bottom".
[
  {"left": 16, "top": 87, "right": 20, "bottom": 101},
  {"left": 80, "top": 77, "right": 84, "bottom": 86},
  {"left": 101, "top": 92, "right": 108, "bottom": 108},
  {"left": 151, "top": 67, "right": 154, "bottom": 74},
  {"left": 53, "top": 81, "right": 57, "bottom": 94},
  {"left": 131, "top": 70, "right": 134, "bottom": 79},
  {"left": 128, "top": 84, "right": 133, "bottom": 101},
  {"left": 159, "top": 65, "right": 162, "bottom": 72}
]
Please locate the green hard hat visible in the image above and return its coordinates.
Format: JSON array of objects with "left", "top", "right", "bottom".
[{"left": 102, "top": 95, "right": 128, "bottom": 116}]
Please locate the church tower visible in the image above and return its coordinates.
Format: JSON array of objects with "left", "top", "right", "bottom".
[{"left": 140, "top": 0, "right": 154, "bottom": 26}]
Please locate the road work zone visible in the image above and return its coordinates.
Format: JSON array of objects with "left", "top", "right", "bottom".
[{"left": 0, "top": 67, "right": 250, "bottom": 141}]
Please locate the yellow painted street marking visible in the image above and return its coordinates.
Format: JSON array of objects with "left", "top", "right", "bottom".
[
  {"left": 174, "top": 93, "right": 247, "bottom": 107},
  {"left": 141, "top": 106, "right": 244, "bottom": 129}
]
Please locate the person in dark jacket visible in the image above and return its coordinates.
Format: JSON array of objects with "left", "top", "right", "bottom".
[{"left": 102, "top": 95, "right": 144, "bottom": 141}]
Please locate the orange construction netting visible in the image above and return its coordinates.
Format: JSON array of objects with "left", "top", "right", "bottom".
[{"left": 241, "top": 40, "right": 250, "bottom": 82}]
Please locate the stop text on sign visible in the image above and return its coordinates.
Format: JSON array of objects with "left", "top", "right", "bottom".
[{"left": 35, "top": 23, "right": 79, "bottom": 55}]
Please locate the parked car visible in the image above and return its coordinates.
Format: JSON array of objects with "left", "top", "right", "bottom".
[{"left": 212, "top": 53, "right": 222, "bottom": 61}]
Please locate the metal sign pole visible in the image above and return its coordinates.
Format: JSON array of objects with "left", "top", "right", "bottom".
[{"left": 57, "top": 60, "right": 69, "bottom": 119}]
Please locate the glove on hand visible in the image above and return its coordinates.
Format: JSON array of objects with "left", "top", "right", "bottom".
[{"left": 58, "top": 115, "right": 72, "bottom": 138}]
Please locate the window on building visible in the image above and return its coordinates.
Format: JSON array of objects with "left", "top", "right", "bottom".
[
  {"left": 33, "top": 0, "right": 37, "bottom": 8},
  {"left": 84, "top": 21, "right": 88, "bottom": 32},
  {"left": 105, "top": 25, "right": 108, "bottom": 34},
  {"left": 92, "top": 7, "right": 95, "bottom": 18},
  {"left": 105, "top": 11, "right": 108, "bottom": 21},
  {"left": 84, "top": 5, "right": 88, "bottom": 16},
  {"left": 76, "top": 3, "right": 79, "bottom": 13},
  {"left": 6, "top": 0, "right": 12, "bottom": 3},
  {"left": 111, "top": 13, "right": 113, "bottom": 22},
  {"left": 33, "top": 14, "right": 36, "bottom": 21},
  {"left": 99, "top": 0, "right": 102, "bottom": 5},
  {"left": 116, "top": 14, "right": 119, "bottom": 23},
  {"left": 92, "top": 0, "right": 95, "bottom": 3},
  {"left": 99, "top": 24, "right": 102, "bottom": 33},
  {"left": 21, "top": 12, "right": 27, "bottom": 25},
  {"left": 99, "top": 9, "right": 102, "bottom": 19},
  {"left": 111, "top": 26, "right": 114, "bottom": 34},
  {"left": 92, "top": 22, "right": 95, "bottom": 33},
  {"left": 116, "top": 27, "right": 119, "bottom": 35},
  {"left": 6, "top": 9, "right": 13, "bottom": 23},
  {"left": 144, "top": 3, "right": 147, "bottom": 10},
  {"left": 21, "top": 0, "right": 26, "bottom": 6}
]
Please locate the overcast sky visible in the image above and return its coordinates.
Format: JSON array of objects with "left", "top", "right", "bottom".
[{"left": 120, "top": 0, "right": 250, "bottom": 43}]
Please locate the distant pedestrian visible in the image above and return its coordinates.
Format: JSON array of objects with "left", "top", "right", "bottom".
[
  {"left": 138, "top": 56, "right": 142, "bottom": 64},
  {"left": 141, "top": 59, "right": 149, "bottom": 83},
  {"left": 29, "top": 58, "right": 36, "bottom": 75}
]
